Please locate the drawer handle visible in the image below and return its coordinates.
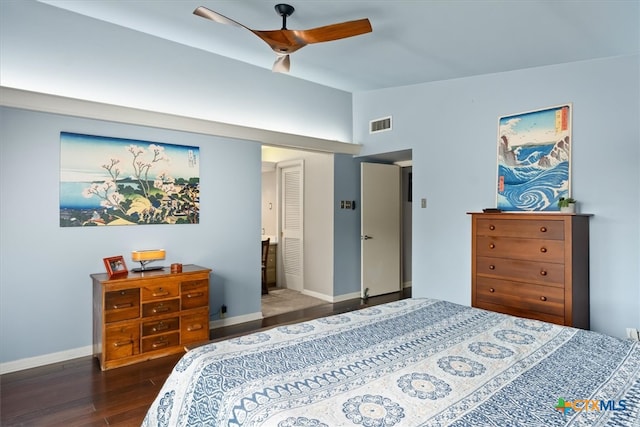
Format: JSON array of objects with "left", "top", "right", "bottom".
[
  {"left": 113, "top": 303, "right": 132, "bottom": 309},
  {"left": 489, "top": 265, "right": 495, "bottom": 270},
  {"left": 489, "top": 243, "right": 495, "bottom": 249},
  {"left": 187, "top": 323, "right": 203, "bottom": 331},
  {"left": 489, "top": 225, "right": 495, "bottom": 230},
  {"left": 540, "top": 270, "right": 547, "bottom": 276},
  {"left": 489, "top": 288, "right": 495, "bottom": 293},
  {"left": 186, "top": 292, "right": 203, "bottom": 299},
  {"left": 540, "top": 296, "right": 547, "bottom": 301},
  {"left": 540, "top": 247, "right": 547, "bottom": 253},
  {"left": 153, "top": 289, "right": 169, "bottom": 297},
  {"left": 152, "top": 323, "right": 169, "bottom": 332},
  {"left": 153, "top": 305, "right": 171, "bottom": 313},
  {"left": 114, "top": 340, "right": 133, "bottom": 347},
  {"left": 152, "top": 340, "right": 169, "bottom": 349},
  {"left": 540, "top": 226, "right": 547, "bottom": 232}
]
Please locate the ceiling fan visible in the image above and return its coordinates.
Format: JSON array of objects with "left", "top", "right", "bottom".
[{"left": 194, "top": 4, "right": 372, "bottom": 73}]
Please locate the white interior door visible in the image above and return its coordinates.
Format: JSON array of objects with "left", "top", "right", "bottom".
[
  {"left": 279, "top": 161, "right": 304, "bottom": 292},
  {"left": 361, "top": 162, "right": 401, "bottom": 297}
]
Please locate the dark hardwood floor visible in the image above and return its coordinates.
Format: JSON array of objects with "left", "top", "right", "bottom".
[{"left": 0, "top": 289, "right": 410, "bottom": 426}]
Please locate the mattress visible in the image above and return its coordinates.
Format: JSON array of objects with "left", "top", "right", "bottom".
[{"left": 143, "top": 298, "right": 640, "bottom": 426}]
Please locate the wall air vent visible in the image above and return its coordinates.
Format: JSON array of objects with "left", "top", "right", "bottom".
[{"left": 369, "top": 116, "right": 392, "bottom": 134}]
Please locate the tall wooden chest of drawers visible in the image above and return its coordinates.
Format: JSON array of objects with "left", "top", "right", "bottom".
[
  {"left": 91, "top": 264, "right": 211, "bottom": 370},
  {"left": 469, "top": 213, "right": 590, "bottom": 329}
]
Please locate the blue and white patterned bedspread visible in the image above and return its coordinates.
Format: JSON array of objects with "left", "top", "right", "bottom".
[{"left": 143, "top": 298, "right": 640, "bottom": 426}]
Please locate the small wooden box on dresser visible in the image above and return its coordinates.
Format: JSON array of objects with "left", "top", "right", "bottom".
[
  {"left": 91, "top": 264, "right": 211, "bottom": 370},
  {"left": 469, "top": 213, "right": 591, "bottom": 329}
]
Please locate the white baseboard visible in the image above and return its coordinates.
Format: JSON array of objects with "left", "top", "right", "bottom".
[
  {"left": 301, "top": 289, "right": 362, "bottom": 303},
  {"left": 0, "top": 345, "right": 93, "bottom": 375},
  {"left": 210, "top": 311, "right": 263, "bottom": 329},
  {"left": 300, "top": 289, "right": 333, "bottom": 302},
  {"left": 331, "top": 291, "right": 362, "bottom": 303}
]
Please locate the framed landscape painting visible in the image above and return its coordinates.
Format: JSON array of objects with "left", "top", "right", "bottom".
[
  {"left": 60, "top": 132, "right": 200, "bottom": 227},
  {"left": 496, "top": 104, "right": 572, "bottom": 211}
]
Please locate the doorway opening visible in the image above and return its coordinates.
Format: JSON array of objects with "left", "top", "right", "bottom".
[{"left": 261, "top": 146, "right": 334, "bottom": 315}]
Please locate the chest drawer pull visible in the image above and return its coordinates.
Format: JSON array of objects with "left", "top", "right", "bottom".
[
  {"left": 152, "top": 288, "right": 169, "bottom": 297},
  {"left": 152, "top": 305, "right": 170, "bottom": 313},
  {"left": 186, "top": 292, "right": 203, "bottom": 299},
  {"left": 152, "top": 340, "right": 169, "bottom": 349},
  {"left": 540, "top": 270, "right": 547, "bottom": 276},
  {"left": 152, "top": 323, "right": 169, "bottom": 332},
  {"left": 489, "top": 225, "right": 495, "bottom": 230},
  {"left": 114, "top": 340, "right": 133, "bottom": 347},
  {"left": 489, "top": 288, "right": 495, "bottom": 293},
  {"left": 540, "top": 296, "right": 547, "bottom": 301},
  {"left": 540, "top": 247, "right": 547, "bottom": 253},
  {"left": 489, "top": 243, "right": 495, "bottom": 249},
  {"left": 540, "top": 226, "right": 547, "bottom": 232},
  {"left": 489, "top": 265, "right": 495, "bottom": 270},
  {"left": 113, "top": 303, "right": 132, "bottom": 309},
  {"left": 187, "top": 323, "right": 203, "bottom": 332}
]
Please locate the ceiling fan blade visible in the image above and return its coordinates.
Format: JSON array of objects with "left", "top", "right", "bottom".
[
  {"left": 272, "top": 54, "right": 290, "bottom": 73},
  {"left": 252, "top": 19, "right": 372, "bottom": 54},
  {"left": 295, "top": 18, "right": 372, "bottom": 44},
  {"left": 193, "top": 6, "right": 250, "bottom": 31}
]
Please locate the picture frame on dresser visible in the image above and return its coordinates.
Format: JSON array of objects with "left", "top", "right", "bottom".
[{"left": 103, "top": 255, "right": 128, "bottom": 278}]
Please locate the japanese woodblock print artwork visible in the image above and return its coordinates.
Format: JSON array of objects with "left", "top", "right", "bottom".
[
  {"left": 60, "top": 132, "right": 199, "bottom": 227},
  {"left": 496, "top": 104, "right": 571, "bottom": 211}
]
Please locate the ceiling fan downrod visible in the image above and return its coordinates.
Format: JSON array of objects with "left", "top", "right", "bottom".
[{"left": 275, "top": 4, "right": 295, "bottom": 29}]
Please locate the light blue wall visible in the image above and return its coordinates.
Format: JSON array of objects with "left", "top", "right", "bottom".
[
  {"left": 353, "top": 55, "right": 640, "bottom": 339},
  {"left": 0, "top": 0, "right": 357, "bottom": 369},
  {"left": 333, "top": 154, "right": 362, "bottom": 296},
  {"left": 0, "top": 107, "right": 261, "bottom": 364}
]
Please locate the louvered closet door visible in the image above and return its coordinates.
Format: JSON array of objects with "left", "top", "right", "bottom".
[{"left": 280, "top": 161, "right": 304, "bottom": 291}]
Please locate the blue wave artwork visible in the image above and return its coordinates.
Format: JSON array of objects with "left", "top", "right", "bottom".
[{"left": 497, "top": 105, "right": 571, "bottom": 211}]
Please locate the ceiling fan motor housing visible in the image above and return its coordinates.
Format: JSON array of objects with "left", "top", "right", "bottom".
[{"left": 275, "top": 4, "right": 295, "bottom": 29}]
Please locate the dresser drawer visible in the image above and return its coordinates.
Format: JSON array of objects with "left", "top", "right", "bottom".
[
  {"left": 181, "top": 280, "right": 208, "bottom": 309},
  {"left": 142, "top": 317, "right": 179, "bottom": 337},
  {"left": 476, "top": 235, "right": 564, "bottom": 263},
  {"left": 476, "top": 256, "right": 564, "bottom": 286},
  {"left": 104, "top": 323, "right": 140, "bottom": 361},
  {"left": 181, "top": 311, "right": 209, "bottom": 344},
  {"left": 141, "top": 282, "right": 179, "bottom": 302},
  {"left": 142, "top": 332, "right": 180, "bottom": 353},
  {"left": 104, "top": 289, "right": 140, "bottom": 323},
  {"left": 142, "top": 298, "right": 180, "bottom": 317},
  {"left": 476, "top": 277, "right": 564, "bottom": 317},
  {"left": 476, "top": 218, "right": 564, "bottom": 240}
]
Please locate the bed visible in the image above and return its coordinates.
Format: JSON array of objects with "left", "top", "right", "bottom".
[{"left": 142, "top": 298, "right": 640, "bottom": 426}]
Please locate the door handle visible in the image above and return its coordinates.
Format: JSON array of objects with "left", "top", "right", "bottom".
[{"left": 362, "top": 235, "right": 373, "bottom": 240}]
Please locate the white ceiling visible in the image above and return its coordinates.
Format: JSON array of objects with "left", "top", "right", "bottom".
[{"left": 38, "top": 0, "right": 639, "bottom": 93}]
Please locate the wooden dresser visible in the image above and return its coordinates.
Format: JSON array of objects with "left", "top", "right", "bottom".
[
  {"left": 91, "top": 264, "right": 211, "bottom": 370},
  {"left": 469, "top": 213, "right": 590, "bottom": 329}
]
